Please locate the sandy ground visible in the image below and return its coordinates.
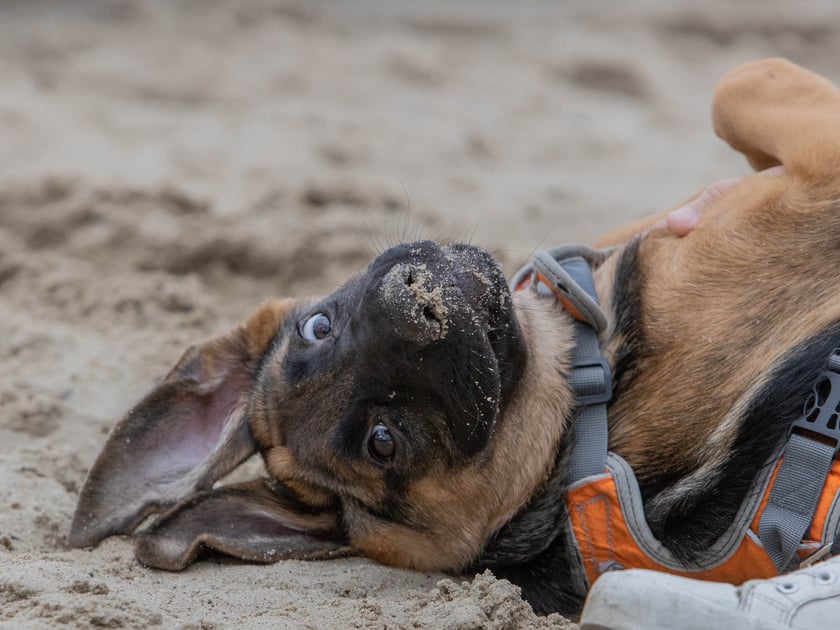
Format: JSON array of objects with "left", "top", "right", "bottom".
[{"left": 2, "top": 1, "right": 840, "bottom": 628}]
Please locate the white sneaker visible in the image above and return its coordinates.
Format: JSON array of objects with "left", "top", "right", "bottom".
[{"left": 579, "top": 556, "right": 840, "bottom": 630}]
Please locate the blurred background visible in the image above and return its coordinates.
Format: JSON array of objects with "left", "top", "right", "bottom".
[
  {"left": 4, "top": 1, "right": 840, "bottom": 301},
  {"left": 2, "top": 1, "right": 839, "bottom": 627}
]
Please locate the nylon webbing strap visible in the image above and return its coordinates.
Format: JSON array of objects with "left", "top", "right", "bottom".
[
  {"left": 567, "top": 317, "right": 611, "bottom": 482},
  {"left": 759, "top": 352, "right": 840, "bottom": 572},
  {"left": 534, "top": 251, "right": 612, "bottom": 483}
]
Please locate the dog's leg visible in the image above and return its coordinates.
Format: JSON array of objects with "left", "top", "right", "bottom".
[
  {"left": 714, "top": 58, "right": 840, "bottom": 175},
  {"left": 603, "top": 57, "right": 839, "bottom": 246}
]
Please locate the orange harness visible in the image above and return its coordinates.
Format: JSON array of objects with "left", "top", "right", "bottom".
[
  {"left": 512, "top": 244, "right": 840, "bottom": 589},
  {"left": 566, "top": 456, "right": 840, "bottom": 588}
]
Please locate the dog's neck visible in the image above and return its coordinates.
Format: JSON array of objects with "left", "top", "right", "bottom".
[
  {"left": 477, "top": 246, "right": 627, "bottom": 561},
  {"left": 471, "top": 287, "right": 600, "bottom": 610},
  {"left": 475, "top": 287, "right": 579, "bottom": 530}
]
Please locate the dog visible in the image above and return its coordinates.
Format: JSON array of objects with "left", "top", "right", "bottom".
[{"left": 69, "top": 59, "right": 840, "bottom": 615}]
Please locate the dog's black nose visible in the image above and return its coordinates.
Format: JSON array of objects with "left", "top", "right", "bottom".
[{"left": 378, "top": 261, "right": 449, "bottom": 345}]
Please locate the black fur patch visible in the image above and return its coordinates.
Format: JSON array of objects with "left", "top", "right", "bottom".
[
  {"left": 649, "top": 321, "right": 840, "bottom": 560},
  {"left": 609, "top": 238, "right": 647, "bottom": 404},
  {"left": 607, "top": 241, "right": 693, "bottom": 503}
]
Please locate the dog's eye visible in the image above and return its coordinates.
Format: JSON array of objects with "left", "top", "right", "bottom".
[
  {"left": 300, "top": 313, "right": 331, "bottom": 341},
  {"left": 368, "top": 423, "right": 395, "bottom": 461}
]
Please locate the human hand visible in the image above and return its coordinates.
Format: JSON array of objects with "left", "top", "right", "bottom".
[{"left": 663, "top": 165, "right": 785, "bottom": 236}]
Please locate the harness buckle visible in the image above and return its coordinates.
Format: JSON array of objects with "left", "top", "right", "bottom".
[
  {"left": 791, "top": 350, "right": 840, "bottom": 458},
  {"left": 800, "top": 543, "right": 833, "bottom": 569},
  {"left": 571, "top": 356, "right": 613, "bottom": 406}
]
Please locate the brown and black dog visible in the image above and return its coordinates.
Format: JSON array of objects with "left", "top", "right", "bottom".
[{"left": 69, "top": 59, "right": 840, "bottom": 615}]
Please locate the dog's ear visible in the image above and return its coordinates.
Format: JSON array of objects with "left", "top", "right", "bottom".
[
  {"left": 68, "top": 300, "right": 295, "bottom": 548},
  {"left": 713, "top": 58, "right": 840, "bottom": 175},
  {"left": 133, "top": 479, "right": 351, "bottom": 570}
]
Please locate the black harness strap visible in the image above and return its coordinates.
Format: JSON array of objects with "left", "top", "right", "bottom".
[{"left": 759, "top": 350, "right": 840, "bottom": 571}]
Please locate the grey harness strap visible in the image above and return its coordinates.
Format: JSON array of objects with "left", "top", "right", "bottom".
[
  {"left": 565, "top": 317, "right": 612, "bottom": 482},
  {"left": 759, "top": 351, "right": 840, "bottom": 572},
  {"left": 514, "top": 245, "right": 612, "bottom": 483}
]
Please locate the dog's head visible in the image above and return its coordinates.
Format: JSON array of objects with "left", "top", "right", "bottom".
[{"left": 69, "top": 240, "right": 579, "bottom": 571}]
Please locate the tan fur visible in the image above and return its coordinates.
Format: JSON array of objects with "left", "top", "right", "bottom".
[
  {"left": 242, "top": 299, "right": 297, "bottom": 359},
  {"left": 598, "top": 59, "right": 840, "bottom": 482},
  {"left": 713, "top": 58, "right": 840, "bottom": 175},
  {"left": 608, "top": 174, "right": 840, "bottom": 475},
  {"left": 263, "top": 447, "right": 335, "bottom": 508}
]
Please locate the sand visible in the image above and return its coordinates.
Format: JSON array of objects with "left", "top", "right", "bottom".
[{"left": 2, "top": 1, "right": 840, "bottom": 628}]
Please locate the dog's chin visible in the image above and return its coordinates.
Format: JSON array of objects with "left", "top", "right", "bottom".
[
  {"left": 439, "top": 243, "right": 516, "bottom": 344},
  {"left": 442, "top": 243, "right": 525, "bottom": 411}
]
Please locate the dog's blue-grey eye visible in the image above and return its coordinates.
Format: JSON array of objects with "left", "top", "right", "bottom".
[
  {"left": 369, "top": 423, "right": 395, "bottom": 461},
  {"left": 301, "top": 313, "right": 331, "bottom": 341}
]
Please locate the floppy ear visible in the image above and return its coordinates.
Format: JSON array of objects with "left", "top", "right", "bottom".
[
  {"left": 713, "top": 58, "right": 840, "bottom": 175},
  {"left": 68, "top": 300, "right": 295, "bottom": 548},
  {"left": 133, "top": 479, "right": 352, "bottom": 570}
]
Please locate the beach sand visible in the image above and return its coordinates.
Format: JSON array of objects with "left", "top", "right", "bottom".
[{"left": 2, "top": 1, "right": 839, "bottom": 627}]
